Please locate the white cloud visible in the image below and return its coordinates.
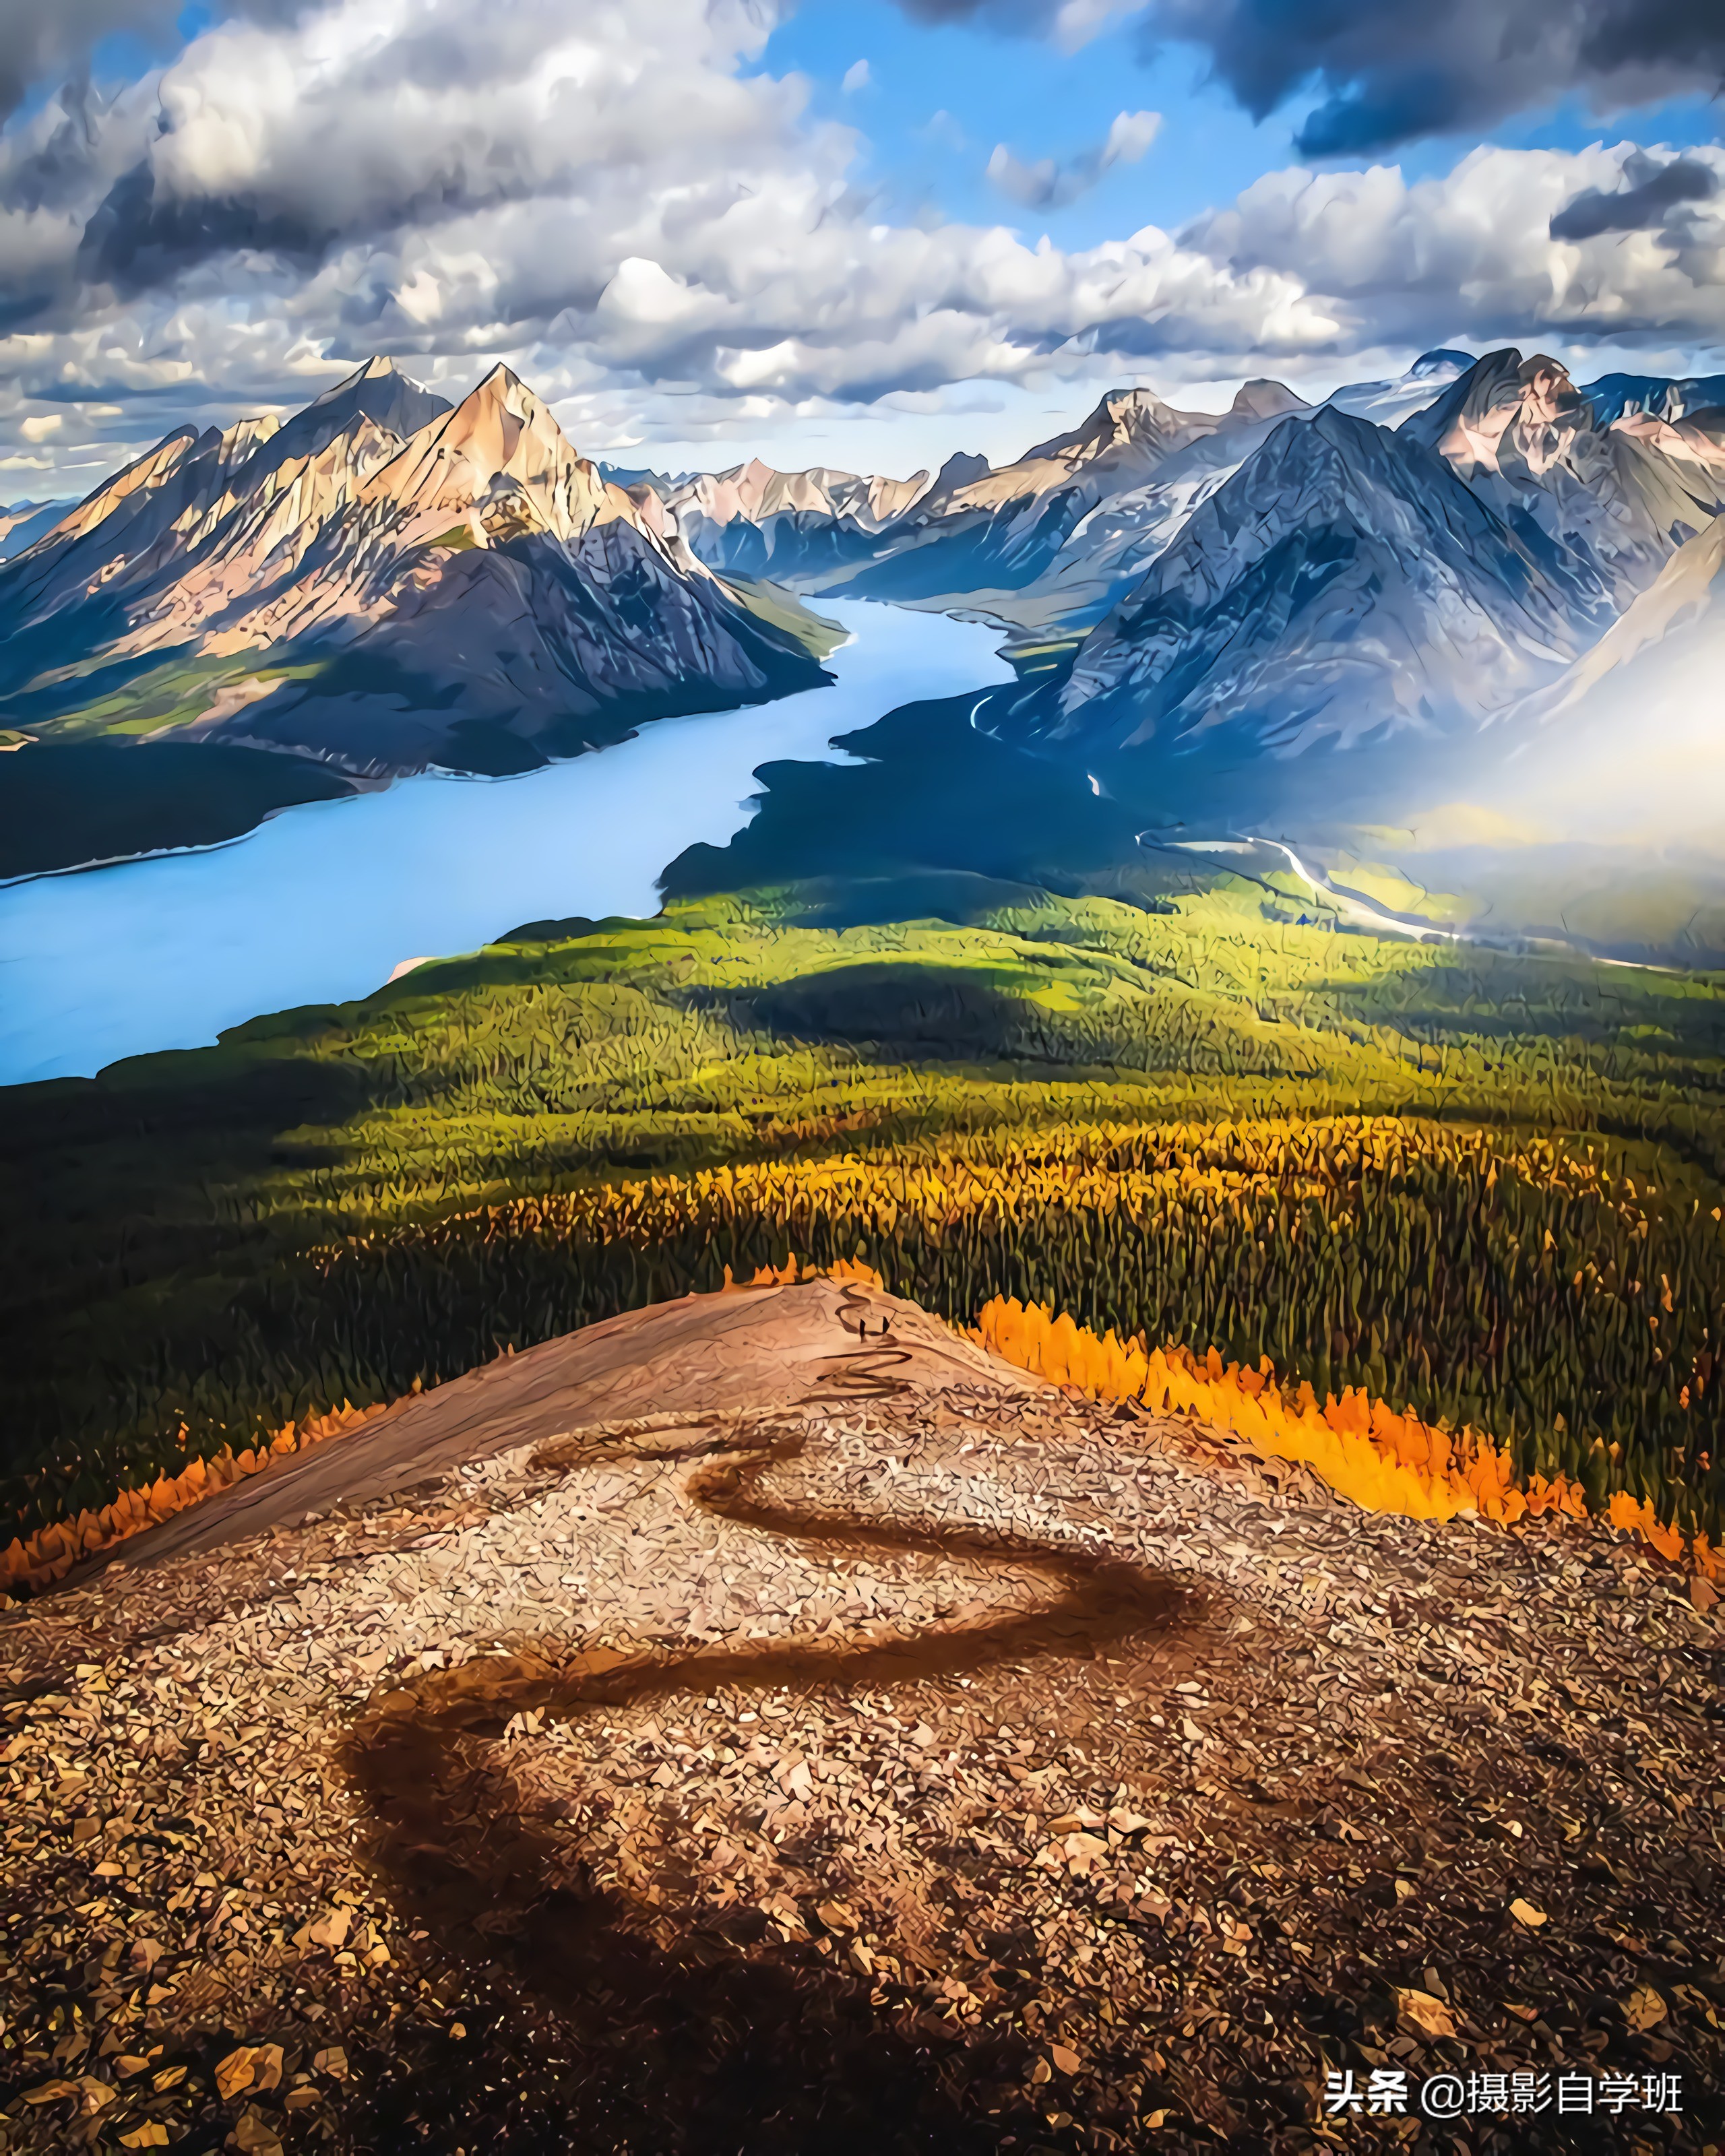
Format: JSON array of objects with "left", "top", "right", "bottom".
[
  {"left": 20, "top": 413, "right": 63, "bottom": 441},
  {"left": 0, "top": 0, "right": 1720, "bottom": 490},
  {"left": 987, "top": 108, "right": 1160, "bottom": 208},
  {"left": 842, "top": 58, "right": 871, "bottom": 94},
  {"left": 1102, "top": 110, "right": 1161, "bottom": 166}
]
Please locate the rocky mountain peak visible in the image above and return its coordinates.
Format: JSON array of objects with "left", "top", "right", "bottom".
[
  {"left": 1400, "top": 347, "right": 1590, "bottom": 479},
  {"left": 308, "top": 354, "right": 402, "bottom": 407},
  {"left": 218, "top": 415, "right": 280, "bottom": 469},
  {"left": 360, "top": 363, "right": 626, "bottom": 546},
  {"left": 1230, "top": 379, "right": 1311, "bottom": 423},
  {"left": 1411, "top": 347, "right": 1476, "bottom": 379},
  {"left": 933, "top": 450, "right": 990, "bottom": 489}
]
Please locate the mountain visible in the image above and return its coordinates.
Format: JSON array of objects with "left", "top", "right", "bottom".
[
  {"left": 1401, "top": 348, "right": 1725, "bottom": 605},
  {"left": 650, "top": 368, "right": 1470, "bottom": 640},
  {"left": 0, "top": 499, "right": 75, "bottom": 561},
  {"left": 1579, "top": 370, "right": 1725, "bottom": 426},
  {"left": 651, "top": 456, "right": 935, "bottom": 583},
  {"left": 1005, "top": 403, "right": 1611, "bottom": 817},
  {"left": 1490, "top": 512, "right": 1725, "bottom": 850},
  {"left": 230, "top": 353, "right": 451, "bottom": 493},
  {"left": 0, "top": 360, "right": 828, "bottom": 778},
  {"left": 828, "top": 385, "right": 1275, "bottom": 614},
  {"left": 1323, "top": 348, "right": 1474, "bottom": 426}
]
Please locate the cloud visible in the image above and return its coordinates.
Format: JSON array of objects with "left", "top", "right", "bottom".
[
  {"left": 0, "top": 0, "right": 1723, "bottom": 488},
  {"left": 891, "top": 1, "right": 1725, "bottom": 153},
  {"left": 842, "top": 59, "right": 871, "bottom": 94},
  {"left": 986, "top": 108, "right": 1160, "bottom": 208},
  {"left": 1550, "top": 149, "right": 1718, "bottom": 239},
  {"left": 1141, "top": 0, "right": 1725, "bottom": 157},
  {"left": 895, "top": 0, "right": 1146, "bottom": 49},
  {"left": 1181, "top": 140, "right": 1725, "bottom": 351},
  {"left": 0, "top": 0, "right": 307, "bottom": 122}
]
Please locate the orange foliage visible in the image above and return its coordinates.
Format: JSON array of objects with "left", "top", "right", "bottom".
[
  {"left": 6, "top": 1265, "right": 1713, "bottom": 1599},
  {"left": 722, "top": 1254, "right": 885, "bottom": 1291},
  {"left": 972, "top": 1295, "right": 1717, "bottom": 1579},
  {"left": 1, "top": 1259, "right": 887, "bottom": 1599},
  {"left": 0, "top": 1399, "right": 390, "bottom": 1598}
]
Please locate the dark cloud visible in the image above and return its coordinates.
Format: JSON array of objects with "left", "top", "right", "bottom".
[
  {"left": 77, "top": 162, "right": 332, "bottom": 296},
  {"left": 889, "top": 0, "right": 1066, "bottom": 27},
  {"left": 1549, "top": 151, "right": 1718, "bottom": 239},
  {"left": 0, "top": 1, "right": 177, "bottom": 120},
  {"left": 1150, "top": 0, "right": 1725, "bottom": 155},
  {"left": 891, "top": 1, "right": 1725, "bottom": 155},
  {"left": 0, "top": 0, "right": 309, "bottom": 122}
]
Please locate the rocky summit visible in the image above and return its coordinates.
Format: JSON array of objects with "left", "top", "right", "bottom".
[{"left": 0, "top": 360, "right": 827, "bottom": 778}]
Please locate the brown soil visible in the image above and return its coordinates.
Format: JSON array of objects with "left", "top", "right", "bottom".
[{"left": 2, "top": 1283, "right": 1720, "bottom": 2156}]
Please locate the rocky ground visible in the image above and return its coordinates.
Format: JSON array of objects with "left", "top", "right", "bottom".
[{"left": 1, "top": 1281, "right": 1720, "bottom": 2155}]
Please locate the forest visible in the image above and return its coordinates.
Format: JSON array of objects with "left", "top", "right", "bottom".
[{"left": 4, "top": 876, "right": 1720, "bottom": 1580}]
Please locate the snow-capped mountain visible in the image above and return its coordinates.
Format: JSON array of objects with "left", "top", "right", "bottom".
[
  {"left": 1022, "top": 402, "right": 1610, "bottom": 769},
  {"left": 1402, "top": 348, "right": 1725, "bottom": 606},
  {"left": 972, "top": 344, "right": 1725, "bottom": 828},
  {"left": 638, "top": 356, "right": 1474, "bottom": 637}
]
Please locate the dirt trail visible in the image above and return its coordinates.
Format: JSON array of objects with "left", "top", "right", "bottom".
[
  {"left": 352, "top": 1372, "right": 1208, "bottom": 2153},
  {"left": 1, "top": 1283, "right": 1720, "bottom": 2156},
  {"left": 100, "top": 1277, "right": 1018, "bottom": 1576}
]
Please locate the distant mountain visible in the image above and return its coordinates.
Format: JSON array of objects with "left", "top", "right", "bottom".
[
  {"left": 0, "top": 499, "right": 75, "bottom": 562},
  {"left": 1403, "top": 348, "right": 1725, "bottom": 605},
  {"left": 1579, "top": 371, "right": 1725, "bottom": 426},
  {"left": 651, "top": 455, "right": 935, "bottom": 585},
  {"left": 1000, "top": 403, "right": 1612, "bottom": 820},
  {"left": 0, "top": 360, "right": 827, "bottom": 777},
  {"left": 982, "top": 347, "right": 1725, "bottom": 835},
  {"left": 648, "top": 363, "right": 1473, "bottom": 639},
  {"left": 1323, "top": 348, "right": 1474, "bottom": 426}
]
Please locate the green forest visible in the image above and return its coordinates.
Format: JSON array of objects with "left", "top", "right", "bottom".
[{"left": 4, "top": 872, "right": 1722, "bottom": 1556}]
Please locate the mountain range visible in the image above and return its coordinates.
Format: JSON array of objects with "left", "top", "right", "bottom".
[
  {"left": 0, "top": 358, "right": 827, "bottom": 779},
  {"left": 619, "top": 345, "right": 1725, "bottom": 836},
  {"left": 5, "top": 339, "right": 1724, "bottom": 887}
]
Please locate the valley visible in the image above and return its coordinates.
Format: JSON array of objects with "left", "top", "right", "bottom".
[{"left": 3, "top": 339, "right": 1724, "bottom": 2156}]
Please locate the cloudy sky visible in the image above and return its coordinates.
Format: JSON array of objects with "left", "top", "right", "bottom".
[{"left": 1, "top": 0, "right": 1722, "bottom": 500}]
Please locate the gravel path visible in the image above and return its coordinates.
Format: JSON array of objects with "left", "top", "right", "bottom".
[{"left": 1, "top": 1284, "right": 1719, "bottom": 2154}]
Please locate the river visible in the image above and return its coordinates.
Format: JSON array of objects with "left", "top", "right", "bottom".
[{"left": 0, "top": 602, "right": 1010, "bottom": 1085}]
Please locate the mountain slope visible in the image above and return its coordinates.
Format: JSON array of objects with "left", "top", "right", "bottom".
[
  {"left": 1020, "top": 404, "right": 1610, "bottom": 780},
  {"left": 656, "top": 456, "right": 935, "bottom": 583},
  {"left": 0, "top": 362, "right": 828, "bottom": 778},
  {"left": 1402, "top": 348, "right": 1725, "bottom": 604},
  {"left": 655, "top": 369, "right": 1467, "bottom": 639},
  {"left": 1579, "top": 369, "right": 1725, "bottom": 425},
  {"left": 834, "top": 385, "right": 1267, "bottom": 610},
  {"left": 0, "top": 499, "right": 75, "bottom": 562}
]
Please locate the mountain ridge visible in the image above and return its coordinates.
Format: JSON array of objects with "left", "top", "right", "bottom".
[{"left": 0, "top": 358, "right": 829, "bottom": 779}]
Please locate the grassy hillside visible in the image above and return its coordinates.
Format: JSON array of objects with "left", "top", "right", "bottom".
[{"left": 3, "top": 879, "right": 1722, "bottom": 1556}]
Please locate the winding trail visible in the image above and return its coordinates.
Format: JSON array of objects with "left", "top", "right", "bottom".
[{"left": 344, "top": 1310, "right": 1204, "bottom": 2151}]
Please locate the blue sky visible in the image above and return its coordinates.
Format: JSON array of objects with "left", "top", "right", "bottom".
[
  {"left": 1, "top": 0, "right": 1722, "bottom": 495},
  {"left": 761, "top": 0, "right": 1724, "bottom": 249}
]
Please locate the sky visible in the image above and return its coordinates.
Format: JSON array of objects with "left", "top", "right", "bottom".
[{"left": 0, "top": 0, "right": 1722, "bottom": 501}]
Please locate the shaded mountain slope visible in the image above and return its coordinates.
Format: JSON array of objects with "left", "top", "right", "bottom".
[{"left": 1022, "top": 404, "right": 1608, "bottom": 780}]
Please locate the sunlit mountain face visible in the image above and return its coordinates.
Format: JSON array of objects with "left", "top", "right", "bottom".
[{"left": 0, "top": 359, "right": 828, "bottom": 776}]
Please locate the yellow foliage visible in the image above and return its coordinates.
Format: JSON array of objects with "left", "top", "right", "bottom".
[
  {"left": 971, "top": 1294, "right": 1715, "bottom": 1577},
  {"left": 0, "top": 1399, "right": 388, "bottom": 1597}
]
